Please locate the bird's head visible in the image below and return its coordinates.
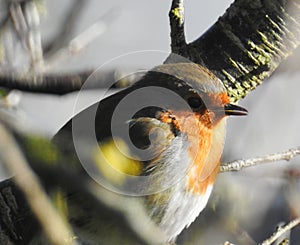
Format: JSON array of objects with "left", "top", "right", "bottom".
[{"left": 136, "top": 63, "right": 248, "bottom": 128}]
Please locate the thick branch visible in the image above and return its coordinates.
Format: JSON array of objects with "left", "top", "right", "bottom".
[
  {"left": 166, "top": 0, "right": 300, "bottom": 102},
  {"left": 220, "top": 147, "right": 300, "bottom": 172},
  {"left": 0, "top": 72, "right": 90, "bottom": 94},
  {"left": 0, "top": 123, "right": 77, "bottom": 245},
  {"left": 0, "top": 179, "right": 38, "bottom": 244},
  {"left": 0, "top": 68, "right": 144, "bottom": 94}
]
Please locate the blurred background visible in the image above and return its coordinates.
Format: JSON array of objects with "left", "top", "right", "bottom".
[{"left": 1, "top": 0, "right": 300, "bottom": 244}]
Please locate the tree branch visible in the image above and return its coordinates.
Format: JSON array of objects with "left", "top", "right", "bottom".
[
  {"left": 169, "top": 0, "right": 186, "bottom": 54},
  {"left": 43, "top": 0, "right": 87, "bottom": 56},
  {"left": 166, "top": 0, "right": 300, "bottom": 102},
  {"left": 0, "top": 71, "right": 91, "bottom": 94},
  {"left": 44, "top": 7, "right": 119, "bottom": 70},
  {"left": 1, "top": 0, "right": 300, "bottom": 100},
  {"left": 259, "top": 218, "right": 300, "bottom": 245},
  {"left": 0, "top": 68, "right": 144, "bottom": 94},
  {"left": 0, "top": 123, "right": 77, "bottom": 245},
  {"left": 220, "top": 147, "right": 300, "bottom": 172},
  {"left": 10, "top": 1, "right": 44, "bottom": 72},
  {"left": 0, "top": 2, "right": 125, "bottom": 94}
]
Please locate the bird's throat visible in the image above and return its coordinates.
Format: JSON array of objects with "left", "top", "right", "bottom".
[{"left": 185, "top": 118, "right": 226, "bottom": 194}]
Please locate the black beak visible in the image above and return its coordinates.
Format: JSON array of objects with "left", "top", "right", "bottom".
[{"left": 224, "top": 103, "right": 248, "bottom": 116}]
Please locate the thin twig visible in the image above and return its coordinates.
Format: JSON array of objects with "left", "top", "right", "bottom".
[
  {"left": 0, "top": 123, "right": 78, "bottom": 245},
  {"left": 43, "top": 0, "right": 86, "bottom": 56},
  {"left": 44, "top": 8, "right": 119, "bottom": 69},
  {"left": 23, "top": 1, "right": 44, "bottom": 72},
  {"left": 8, "top": 1, "right": 45, "bottom": 74},
  {"left": 259, "top": 218, "right": 300, "bottom": 245},
  {"left": 220, "top": 147, "right": 300, "bottom": 173},
  {"left": 9, "top": 3, "right": 28, "bottom": 40}
]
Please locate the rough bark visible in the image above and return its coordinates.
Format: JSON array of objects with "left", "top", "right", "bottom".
[{"left": 167, "top": 0, "right": 300, "bottom": 102}]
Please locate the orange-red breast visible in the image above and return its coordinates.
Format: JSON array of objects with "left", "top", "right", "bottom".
[{"left": 55, "top": 62, "right": 247, "bottom": 243}]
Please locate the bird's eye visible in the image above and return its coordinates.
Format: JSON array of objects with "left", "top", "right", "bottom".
[{"left": 187, "top": 96, "right": 204, "bottom": 109}]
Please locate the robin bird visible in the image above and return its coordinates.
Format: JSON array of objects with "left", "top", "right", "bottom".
[{"left": 53, "top": 62, "right": 248, "bottom": 243}]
